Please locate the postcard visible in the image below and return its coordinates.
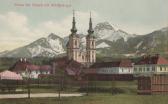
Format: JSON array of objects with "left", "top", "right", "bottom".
[{"left": 0, "top": 0, "right": 168, "bottom": 104}]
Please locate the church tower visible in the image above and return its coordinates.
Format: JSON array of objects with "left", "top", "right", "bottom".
[
  {"left": 67, "top": 10, "right": 80, "bottom": 61},
  {"left": 86, "top": 12, "right": 96, "bottom": 64}
]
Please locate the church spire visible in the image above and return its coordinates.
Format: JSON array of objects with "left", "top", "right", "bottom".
[
  {"left": 71, "top": 10, "right": 77, "bottom": 33},
  {"left": 88, "top": 12, "right": 94, "bottom": 34}
]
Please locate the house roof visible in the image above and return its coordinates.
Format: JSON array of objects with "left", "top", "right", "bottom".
[
  {"left": 135, "top": 55, "right": 168, "bottom": 65},
  {"left": 11, "top": 59, "right": 52, "bottom": 72},
  {"left": 27, "top": 65, "right": 40, "bottom": 71},
  {"left": 65, "top": 60, "right": 84, "bottom": 76},
  {"left": 10, "top": 59, "right": 31, "bottom": 71},
  {"left": 0, "top": 70, "right": 23, "bottom": 80},
  {"left": 40, "top": 65, "right": 52, "bottom": 71},
  {"left": 52, "top": 57, "right": 85, "bottom": 76},
  {"left": 90, "top": 59, "right": 133, "bottom": 68}
]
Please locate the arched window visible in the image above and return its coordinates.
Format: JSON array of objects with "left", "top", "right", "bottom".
[
  {"left": 75, "top": 40, "right": 77, "bottom": 46},
  {"left": 92, "top": 41, "right": 94, "bottom": 46}
]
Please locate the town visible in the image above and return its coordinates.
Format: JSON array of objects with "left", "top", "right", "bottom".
[
  {"left": 1, "top": 11, "right": 168, "bottom": 97},
  {"left": 0, "top": 3, "right": 168, "bottom": 103}
]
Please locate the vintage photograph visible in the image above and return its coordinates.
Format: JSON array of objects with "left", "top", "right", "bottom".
[{"left": 0, "top": 0, "right": 168, "bottom": 104}]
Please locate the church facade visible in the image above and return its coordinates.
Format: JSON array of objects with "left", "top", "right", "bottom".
[{"left": 66, "top": 12, "right": 96, "bottom": 64}]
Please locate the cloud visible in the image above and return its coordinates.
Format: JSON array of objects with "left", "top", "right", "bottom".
[
  {"left": 0, "top": 11, "right": 102, "bottom": 51},
  {"left": 35, "top": 10, "right": 102, "bottom": 37}
]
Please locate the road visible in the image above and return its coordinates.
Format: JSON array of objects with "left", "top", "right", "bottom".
[{"left": 0, "top": 93, "right": 85, "bottom": 99}]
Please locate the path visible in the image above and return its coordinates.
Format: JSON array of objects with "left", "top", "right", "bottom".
[{"left": 0, "top": 93, "right": 85, "bottom": 99}]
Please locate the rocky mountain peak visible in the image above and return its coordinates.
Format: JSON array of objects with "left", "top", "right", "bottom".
[
  {"left": 94, "top": 22, "right": 115, "bottom": 31},
  {"left": 161, "top": 27, "right": 168, "bottom": 32},
  {"left": 48, "top": 33, "right": 62, "bottom": 40}
]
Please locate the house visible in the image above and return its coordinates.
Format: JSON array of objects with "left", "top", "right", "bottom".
[
  {"left": 0, "top": 70, "right": 22, "bottom": 80},
  {"left": 26, "top": 65, "right": 52, "bottom": 79},
  {"left": 138, "top": 74, "right": 168, "bottom": 94},
  {"left": 10, "top": 58, "right": 52, "bottom": 79},
  {"left": 90, "top": 59, "right": 133, "bottom": 74},
  {"left": 134, "top": 54, "right": 168, "bottom": 76},
  {"left": 52, "top": 56, "right": 85, "bottom": 80},
  {"left": 82, "top": 60, "right": 134, "bottom": 81}
]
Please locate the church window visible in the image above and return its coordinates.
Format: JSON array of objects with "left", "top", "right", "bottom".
[
  {"left": 92, "top": 51, "right": 94, "bottom": 54},
  {"left": 75, "top": 40, "right": 77, "bottom": 46}
]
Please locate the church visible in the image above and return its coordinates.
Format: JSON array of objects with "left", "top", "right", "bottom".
[{"left": 66, "top": 11, "right": 96, "bottom": 65}]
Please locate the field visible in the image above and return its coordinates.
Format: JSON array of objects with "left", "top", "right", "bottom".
[
  {"left": 0, "top": 93, "right": 168, "bottom": 104},
  {"left": 1, "top": 81, "right": 168, "bottom": 104}
]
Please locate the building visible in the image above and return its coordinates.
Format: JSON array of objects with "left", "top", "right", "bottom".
[
  {"left": 52, "top": 56, "right": 86, "bottom": 80},
  {"left": 138, "top": 74, "right": 168, "bottom": 94},
  {"left": 10, "top": 58, "right": 52, "bottom": 79},
  {"left": 0, "top": 70, "right": 22, "bottom": 80},
  {"left": 82, "top": 60, "right": 134, "bottom": 81},
  {"left": 66, "top": 11, "right": 96, "bottom": 65},
  {"left": 90, "top": 59, "right": 133, "bottom": 74},
  {"left": 134, "top": 54, "right": 168, "bottom": 76}
]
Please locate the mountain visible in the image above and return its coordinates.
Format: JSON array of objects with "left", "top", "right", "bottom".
[
  {"left": 96, "top": 24, "right": 168, "bottom": 57},
  {"left": 128, "top": 27, "right": 168, "bottom": 55},
  {"left": 0, "top": 22, "right": 168, "bottom": 58},
  {"left": 0, "top": 33, "right": 65, "bottom": 57},
  {"left": 94, "top": 22, "right": 136, "bottom": 42},
  {"left": 0, "top": 50, "right": 9, "bottom": 56}
]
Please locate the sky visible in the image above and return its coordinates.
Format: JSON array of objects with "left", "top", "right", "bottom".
[{"left": 0, "top": 0, "right": 168, "bottom": 52}]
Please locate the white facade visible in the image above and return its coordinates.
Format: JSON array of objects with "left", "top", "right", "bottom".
[
  {"left": 134, "top": 64, "right": 168, "bottom": 76},
  {"left": 96, "top": 67, "right": 133, "bottom": 74},
  {"left": 19, "top": 70, "right": 50, "bottom": 79}
]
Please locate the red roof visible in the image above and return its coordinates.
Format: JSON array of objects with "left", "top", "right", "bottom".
[
  {"left": 135, "top": 55, "right": 168, "bottom": 65},
  {"left": 10, "top": 60, "right": 31, "bottom": 71},
  {"left": 0, "top": 70, "right": 23, "bottom": 80},
  {"left": 65, "top": 60, "right": 84, "bottom": 76},
  {"left": 40, "top": 65, "right": 52, "bottom": 71},
  {"left": 27, "top": 64, "right": 40, "bottom": 70},
  {"left": 11, "top": 59, "right": 52, "bottom": 72},
  {"left": 91, "top": 59, "right": 132, "bottom": 68}
]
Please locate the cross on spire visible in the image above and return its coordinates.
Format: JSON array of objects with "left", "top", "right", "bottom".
[
  {"left": 88, "top": 11, "right": 94, "bottom": 34},
  {"left": 71, "top": 10, "right": 77, "bottom": 33}
]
